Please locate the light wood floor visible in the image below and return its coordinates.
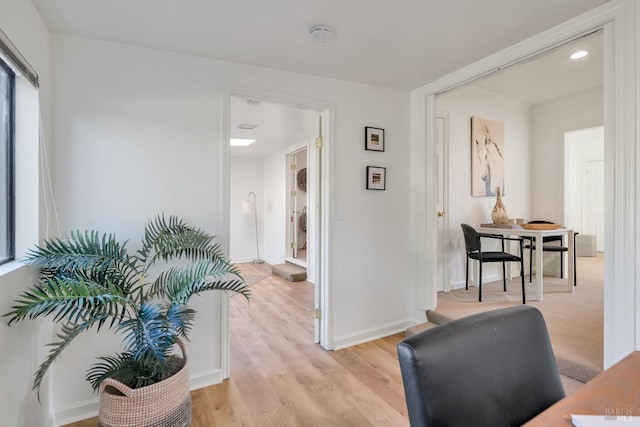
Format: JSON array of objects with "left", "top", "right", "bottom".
[{"left": 64, "top": 265, "right": 409, "bottom": 427}]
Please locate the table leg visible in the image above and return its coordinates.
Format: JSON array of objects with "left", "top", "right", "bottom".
[
  {"left": 535, "top": 233, "right": 544, "bottom": 301},
  {"left": 567, "top": 231, "right": 575, "bottom": 292}
]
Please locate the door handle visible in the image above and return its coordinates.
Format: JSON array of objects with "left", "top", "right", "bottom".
[{"left": 437, "top": 211, "right": 446, "bottom": 217}]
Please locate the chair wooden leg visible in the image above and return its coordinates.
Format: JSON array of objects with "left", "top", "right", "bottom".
[
  {"left": 478, "top": 262, "right": 483, "bottom": 302},
  {"left": 560, "top": 252, "right": 564, "bottom": 279}
]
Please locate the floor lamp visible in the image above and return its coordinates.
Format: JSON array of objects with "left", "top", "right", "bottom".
[{"left": 243, "top": 192, "right": 264, "bottom": 264}]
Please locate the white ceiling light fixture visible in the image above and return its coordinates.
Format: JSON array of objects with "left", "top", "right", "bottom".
[
  {"left": 308, "top": 25, "right": 332, "bottom": 43},
  {"left": 230, "top": 138, "right": 256, "bottom": 146},
  {"left": 237, "top": 123, "right": 258, "bottom": 130},
  {"left": 570, "top": 50, "right": 588, "bottom": 60}
]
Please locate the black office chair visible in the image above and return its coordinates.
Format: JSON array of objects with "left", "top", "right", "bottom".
[
  {"left": 524, "top": 220, "right": 578, "bottom": 286},
  {"left": 397, "top": 305, "right": 565, "bottom": 427},
  {"left": 460, "top": 223, "right": 526, "bottom": 303}
]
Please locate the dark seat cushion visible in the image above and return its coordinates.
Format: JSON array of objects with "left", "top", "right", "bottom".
[
  {"left": 397, "top": 305, "right": 565, "bottom": 427},
  {"left": 468, "top": 251, "right": 521, "bottom": 262}
]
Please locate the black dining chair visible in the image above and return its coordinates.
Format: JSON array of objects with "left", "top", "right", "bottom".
[
  {"left": 460, "top": 223, "right": 526, "bottom": 303},
  {"left": 523, "top": 220, "right": 578, "bottom": 286},
  {"left": 397, "top": 305, "right": 565, "bottom": 427}
]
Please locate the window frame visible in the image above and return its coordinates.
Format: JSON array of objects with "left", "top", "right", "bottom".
[{"left": 0, "top": 57, "right": 15, "bottom": 266}]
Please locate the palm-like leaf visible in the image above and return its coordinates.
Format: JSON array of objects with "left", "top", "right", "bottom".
[
  {"left": 117, "top": 301, "right": 175, "bottom": 364},
  {"left": 25, "top": 231, "right": 142, "bottom": 295},
  {"left": 5, "top": 278, "right": 132, "bottom": 326},
  {"left": 148, "top": 259, "right": 245, "bottom": 301},
  {"left": 33, "top": 316, "right": 108, "bottom": 398},
  {"left": 3, "top": 213, "right": 249, "bottom": 394},
  {"left": 138, "top": 214, "right": 230, "bottom": 270},
  {"left": 86, "top": 349, "right": 185, "bottom": 391}
]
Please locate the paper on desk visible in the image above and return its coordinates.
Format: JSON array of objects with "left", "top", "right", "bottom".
[{"left": 572, "top": 415, "right": 640, "bottom": 427}]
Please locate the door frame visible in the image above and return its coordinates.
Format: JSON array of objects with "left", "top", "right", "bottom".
[
  {"left": 285, "top": 146, "right": 308, "bottom": 267},
  {"left": 411, "top": 1, "right": 636, "bottom": 368},
  {"left": 436, "top": 112, "right": 450, "bottom": 292},
  {"left": 222, "top": 88, "right": 335, "bottom": 379}
]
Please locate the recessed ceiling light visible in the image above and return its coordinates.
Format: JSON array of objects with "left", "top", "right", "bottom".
[
  {"left": 230, "top": 138, "right": 256, "bottom": 147},
  {"left": 237, "top": 123, "right": 258, "bottom": 130},
  {"left": 570, "top": 50, "right": 589, "bottom": 60}
]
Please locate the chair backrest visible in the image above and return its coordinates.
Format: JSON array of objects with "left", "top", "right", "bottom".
[
  {"left": 397, "top": 305, "right": 565, "bottom": 427},
  {"left": 460, "top": 223, "right": 480, "bottom": 254}
]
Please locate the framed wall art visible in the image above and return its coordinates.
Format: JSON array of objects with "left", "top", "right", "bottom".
[
  {"left": 366, "top": 166, "right": 386, "bottom": 190},
  {"left": 471, "top": 116, "right": 505, "bottom": 197},
  {"left": 365, "top": 126, "right": 385, "bottom": 152}
]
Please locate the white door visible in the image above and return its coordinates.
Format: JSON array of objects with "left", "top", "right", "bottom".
[
  {"left": 584, "top": 159, "right": 605, "bottom": 252},
  {"left": 436, "top": 114, "right": 449, "bottom": 292}
]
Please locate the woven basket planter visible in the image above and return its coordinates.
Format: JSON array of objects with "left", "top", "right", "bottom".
[{"left": 98, "top": 341, "right": 191, "bottom": 427}]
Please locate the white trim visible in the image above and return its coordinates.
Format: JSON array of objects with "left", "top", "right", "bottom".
[
  {"left": 220, "top": 92, "right": 232, "bottom": 379},
  {"left": 411, "top": 0, "right": 637, "bottom": 368},
  {"left": 332, "top": 319, "right": 415, "bottom": 350},
  {"left": 436, "top": 111, "right": 451, "bottom": 292},
  {"left": 52, "top": 369, "right": 222, "bottom": 426},
  {"left": 54, "top": 397, "right": 98, "bottom": 427},
  {"left": 188, "top": 368, "right": 224, "bottom": 390}
]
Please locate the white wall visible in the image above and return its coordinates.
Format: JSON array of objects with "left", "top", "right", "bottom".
[
  {"left": 230, "top": 157, "right": 264, "bottom": 262},
  {"left": 530, "top": 88, "right": 603, "bottom": 221},
  {"left": 49, "top": 34, "right": 411, "bottom": 419},
  {"left": 263, "top": 143, "right": 289, "bottom": 264},
  {"left": 0, "top": 1, "right": 53, "bottom": 426},
  {"left": 436, "top": 86, "right": 532, "bottom": 288}
]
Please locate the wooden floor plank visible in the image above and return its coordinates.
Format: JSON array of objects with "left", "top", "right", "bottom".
[{"left": 62, "top": 266, "right": 409, "bottom": 427}]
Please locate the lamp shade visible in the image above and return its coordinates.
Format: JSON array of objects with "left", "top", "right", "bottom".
[{"left": 242, "top": 200, "right": 256, "bottom": 214}]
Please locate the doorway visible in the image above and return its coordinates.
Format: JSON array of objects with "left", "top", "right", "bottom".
[
  {"left": 226, "top": 93, "right": 331, "bottom": 359},
  {"left": 565, "top": 126, "right": 605, "bottom": 252}
]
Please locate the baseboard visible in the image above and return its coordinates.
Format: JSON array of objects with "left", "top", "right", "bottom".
[
  {"left": 189, "top": 368, "right": 224, "bottom": 391},
  {"left": 231, "top": 257, "right": 272, "bottom": 265},
  {"left": 53, "top": 369, "right": 224, "bottom": 425},
  {"left": 55, "top": 397, "right": 98, "bottom": 427},
  {"left": 333, "top": 319, "right": 414, "bottom": 350}
]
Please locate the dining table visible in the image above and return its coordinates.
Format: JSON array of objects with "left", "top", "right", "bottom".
[
  {"left": 477, "top": 224, "right": 575, "bottom": 301},
  {"left": 523, "top": 350, "right": 640, "bottom": 426}
]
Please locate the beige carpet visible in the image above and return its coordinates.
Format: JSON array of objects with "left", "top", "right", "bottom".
[{"left": 427, "top": 254, "right": 604, "bottom": 388}]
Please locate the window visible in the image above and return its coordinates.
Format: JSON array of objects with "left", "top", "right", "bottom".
[{"left": 0, "top": 58, "right": 14, "bottom": 265}]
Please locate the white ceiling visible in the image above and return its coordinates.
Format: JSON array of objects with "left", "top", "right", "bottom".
[
  {"left": 230, "top": 96, "right": 317, "bottom": 158},
  {"left": 29, "top": 0, "right": 605, "bottom": 157},
  {"left": 30, "top": 0, "right": 609, "bottom": 90},
  {"left": 472, "top": 30, "right": 603, "bottom": 105}
]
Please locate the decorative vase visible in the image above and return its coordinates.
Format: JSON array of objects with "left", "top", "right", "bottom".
[{"left": 491, "top": 187, "right": 509, "bottom": 225}]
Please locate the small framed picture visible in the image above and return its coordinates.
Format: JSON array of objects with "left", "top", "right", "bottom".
[
  {"left": 366, "top": 166, "right": 386, "bottom": 190},
  {"left": 365, "top": 127, "right": 385, "bottom": 152}
]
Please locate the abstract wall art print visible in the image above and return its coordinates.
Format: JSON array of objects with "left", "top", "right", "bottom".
[{"left": 471, "top": 116, "right": 505, "bottom": 197}]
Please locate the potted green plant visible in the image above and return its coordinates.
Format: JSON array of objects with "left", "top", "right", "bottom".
[{"left": 4, "top": 214, "right": 250, "bottom": 426}]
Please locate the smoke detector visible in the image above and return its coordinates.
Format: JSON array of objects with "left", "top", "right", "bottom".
[{"left": 308, "top": 25, "right": 332, "bottom": 43}]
